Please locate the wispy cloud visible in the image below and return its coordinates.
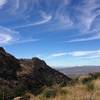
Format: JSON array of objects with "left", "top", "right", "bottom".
[
  {"left": 72, "top": 0, "right": 100, "bottom": 31},
  {"left": 12, "top": 38, "right": 40, "bottom": 44},
  {"left": 14, "top": 0, "right": 20, "bottom": 10},
  {"left": 0, "top": 26, "right": 39, "bottom": 45},
  {"left": 14, "top": 13, "right": 52, "bottom": 29},
  {"left": 68, "top": 50, "right": 100, "bottom": 58},
  {"left": 0, "top": 0, "right": 100, "bottom": 44},
  {"left": 51, "top": 0, "right": 100, "bottom": 42},
  {"left": 51, "top": 52, "right": 67, "bottom": 57},
  {"left": 49, "top": 50, "right": 100, "bottom": 58},
  {"left": 0, "top": 0, "right": 7, "bottom": 8},
  {"left": 67, "top": 33, "right": 100, "bottom": 42},
  {"left": 45, "top": 52, "right": 68, "bottom": 60},
  {"left": 0, "top": 26, "right": 19, "bottom": 45},
  {"left": 0, "top": 33, "right": 12, "bottom": 44},
  {"left": 80, "top": 0, "right": 99, "bottom": 30}
]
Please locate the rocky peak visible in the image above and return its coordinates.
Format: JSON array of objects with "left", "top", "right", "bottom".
[
  {"left": 32, "top": 57, "right": 47, "bottom": 68},
  {"left": 0, "top": 47, "right": 5, "bottom": 52},
  {"left": 0, "top": 47, "right": 6, "bottom": 55},
  {"left": 19, "top": 57, "right": 71, "bottom": 91},
  {"left": 0, "top": 47, "right": 20, "bottom": 80}
]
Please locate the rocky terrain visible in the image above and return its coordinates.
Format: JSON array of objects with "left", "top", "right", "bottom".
[
  {"left": 0, "top": 47, "right": 21, "bottom": 80},
  {"left": 0, "top": 47, "right": 71, "bottom": 99}
]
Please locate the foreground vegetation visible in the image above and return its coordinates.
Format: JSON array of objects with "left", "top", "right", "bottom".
[{"left": 13, "top": 72, "right": 100, "bottom": 100}]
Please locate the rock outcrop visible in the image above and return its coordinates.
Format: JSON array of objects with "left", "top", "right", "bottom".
[
  {"left": 19, "top": 57, "right": 71, "bottom": 93},
  {"left": 0, "top": 47, "right": 20, "bottom": 80}
]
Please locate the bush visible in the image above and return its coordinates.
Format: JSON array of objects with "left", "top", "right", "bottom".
[
  {"left": 85, "top": 82, "right": 94, "bottom": 91},
  {"left": 93, "top": 72, "right": 100, "bottom": 79},
  {"left": 81, "top": 74, "right": 96, "bottom": 92},
  {"left": 14, "top": 83, "right": 27, "bottom": 97},
  {"left": 82, "top": 77, "right": 92, "bottom": 85},
  {"left": 69, "top": 77, "right": 79, "bottom": 86},
  {"left": 82, "top": 72, "right": 100, "bottom": 85},
  {"left": 59, "top": 88, "right": 68, "bottom": 95},
  {"left": 0, "top": 85, "right": 16, "bottom": 100},
  {"left": 42, "top": 88, "right": 56, "bottom": 98},
  {"left": 0, "top": 82, "right": 27, "bottom": 100}
]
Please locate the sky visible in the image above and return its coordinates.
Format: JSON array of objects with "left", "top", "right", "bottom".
[{"left": 0, "top": 0, "right": 100, "bottom": 67}]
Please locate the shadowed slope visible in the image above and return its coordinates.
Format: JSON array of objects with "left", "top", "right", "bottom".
[
  {"left": 0, "top": 47, "right": 20, "bottom": 80},
  {"left": 0, "top": 47, "right": 71, "bottom": 95}
]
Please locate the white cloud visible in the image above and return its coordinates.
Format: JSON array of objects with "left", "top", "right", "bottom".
[
  {"left": 64, "top": 0, "right": 69, "bottom": 5},
  {"left": 51, "top": 52, "right": 67, "bottom": 57},
  {"left": 0, "top": 0, "right": 100, "bottom": 45},
  {"left": 0, "top": 0, "right": 7, "bottom": 8},
  {"left": 46, "top": 52, "right": 68, "bottom": 60},
  {"left": 0, "top": 33, "right": 12, "bottom": 44},
  {"left": 15, "top": 0, "right": 20, "bottom": 10},
  {"left": 75, "top": 0, "right": 100, "bottom": 31},
  {"left": 67, "top": 50, "right": 100, "bottom": 58},
  {"left": 49, "top": 50, "right": 100, "bottom": 59},
  {"left": 13, "top": 38, "right": 40, "bottom": 44},
  {"left": 0, "top": 26, "right": 19, "bottom": 45},
  {"left": 59, "top": 14, "right": 73, "bottom": 26},
  {"left": 0, "top": 26, "right": 40, "bottom": 45},
  {"left": 67, "top": 33, "right": 100, "bottom": 42},
  {"left": 14, "top": 13, "right": 52, "bottom": 29}
]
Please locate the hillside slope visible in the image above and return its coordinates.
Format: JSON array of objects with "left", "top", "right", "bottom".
[{"left": 0, "top": 47, "right": 71, "bottom": 99}]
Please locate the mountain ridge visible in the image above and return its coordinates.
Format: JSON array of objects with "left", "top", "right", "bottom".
[{"left": 0, "top": 47, "right": 71, "bottom": 96}]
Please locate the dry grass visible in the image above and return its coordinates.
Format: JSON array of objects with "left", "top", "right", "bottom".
[{"left": 17, "top": 79, "right": 100, "bottom": 100}]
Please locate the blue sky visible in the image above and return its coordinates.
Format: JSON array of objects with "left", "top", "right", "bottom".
[{"left": 0, "top": 0, "right": 100, "bottom": 67}]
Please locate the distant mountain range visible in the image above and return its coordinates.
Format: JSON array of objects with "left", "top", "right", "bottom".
[{"left": 57, "top": 66, "right": 100, "bottom": 78}]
